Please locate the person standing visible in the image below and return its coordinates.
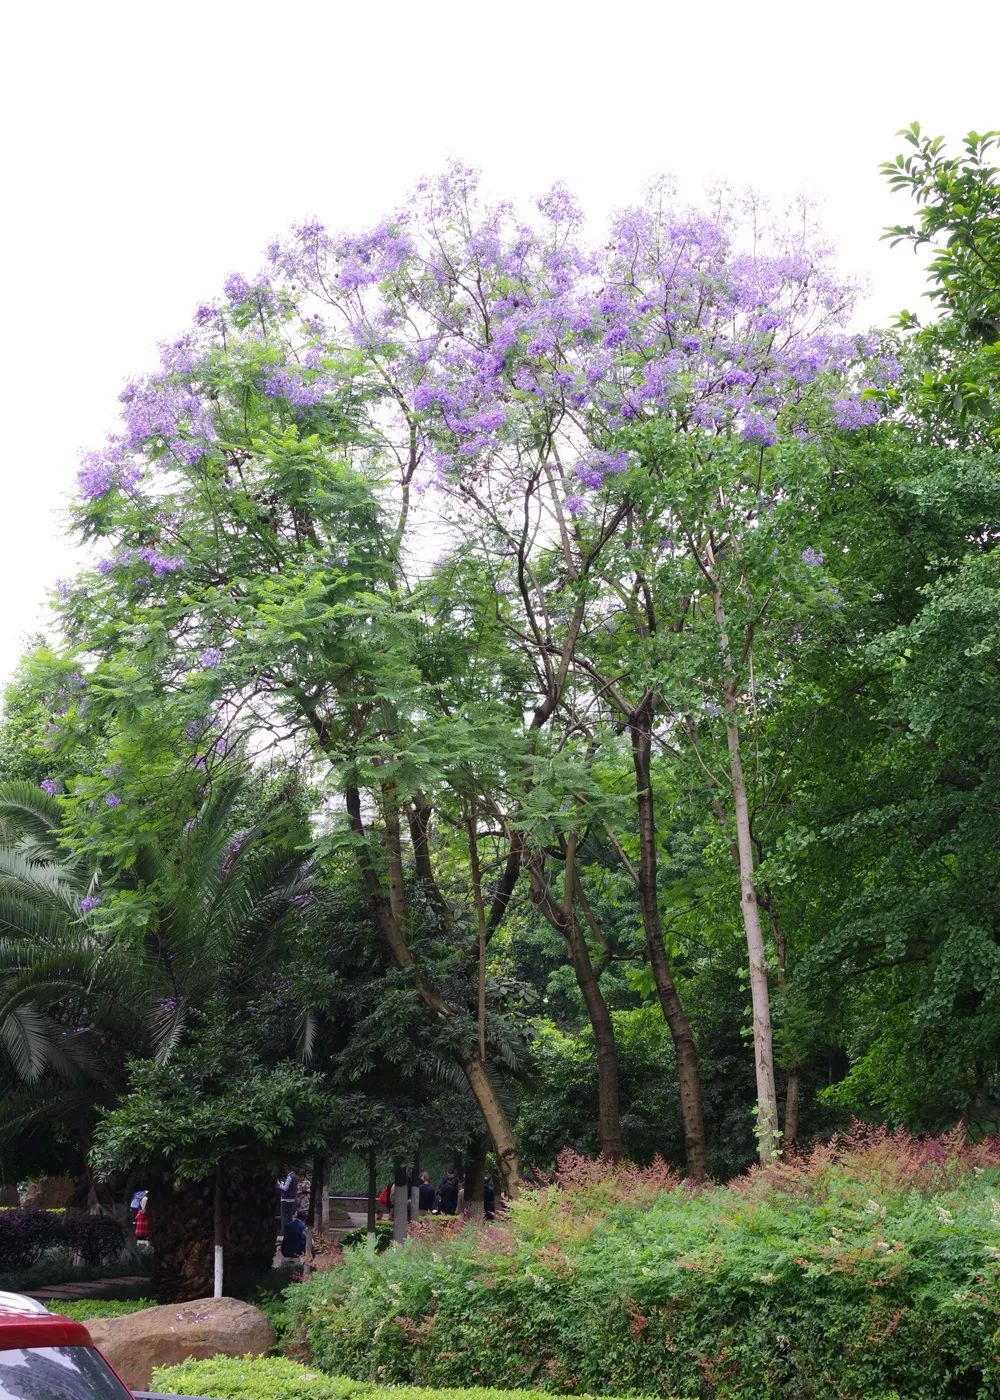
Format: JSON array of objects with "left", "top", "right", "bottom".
[
  {"left": 276, "top": 1166, "right": 298, "bottom": 1231},
  {"left": 435, "top": 1168, "right": 460, "bottom": 1215},
  {"left": 417, "top": 1171, "right": 436, "bottom": 1211}
]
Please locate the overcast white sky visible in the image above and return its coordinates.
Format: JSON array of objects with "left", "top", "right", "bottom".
[{"left": 1, "top": 0, "right": 997, "bottom": 685}]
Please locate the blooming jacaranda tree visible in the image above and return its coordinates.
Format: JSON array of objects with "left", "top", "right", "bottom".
[{"left": 56, "top": 165, "right": 895, "bottom": 1172}]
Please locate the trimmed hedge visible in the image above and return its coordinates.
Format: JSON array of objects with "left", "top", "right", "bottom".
[
  {"left": 0, "top": 1208, "right": 63, "bottom": 1271},
  {"left": 151, "top": 1358, "right": 643, "bottom": 1400},
  {"left": 0, "top": 1208, "right": 126, "bottom": 1273},
  {"left": 287, "top": 1132, "right": 1000, "bottom": 1400}
]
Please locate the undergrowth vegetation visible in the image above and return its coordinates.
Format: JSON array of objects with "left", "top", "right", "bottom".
[{"left": 287, "top": 1130, "right": 1000, "bottom": 1400}]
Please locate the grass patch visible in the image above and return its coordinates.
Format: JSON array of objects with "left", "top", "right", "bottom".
[
  {"left": 152, "top": 1358, "right": 654, "bottom": 1400},
  {"left": 51, "top": 1297, "right": 156, "bottom": 1320}
]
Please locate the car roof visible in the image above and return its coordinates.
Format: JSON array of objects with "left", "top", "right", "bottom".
[{"left": 0, "top": 1292, "right": 95, "bottom": 1349}]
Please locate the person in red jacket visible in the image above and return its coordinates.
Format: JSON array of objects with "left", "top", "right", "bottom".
[{"left": 134, "top": 1196, "right": 149, "bottom": 1242}]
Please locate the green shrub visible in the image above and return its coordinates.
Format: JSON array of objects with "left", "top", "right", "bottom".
[
  {"left": 287, "top": 1131, "right": 1000, "bottom": 1399},
  {"left": 151, "top": 1357, "right": 629, "bottom": 1400},
  {"left": 54, "top": 1297, "right": 155, "bottom": 1320},
  {"left": 338, "top": 1222, "right": 393, "bottom": 1253}
]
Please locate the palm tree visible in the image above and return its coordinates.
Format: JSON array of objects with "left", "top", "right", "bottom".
[{"left": 0, "top": 775, "right": 322, "bottom": 1287}]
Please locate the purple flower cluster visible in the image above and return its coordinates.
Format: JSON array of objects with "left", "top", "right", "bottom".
[
  {"left": 199, "top": 647, "right": 222, "bottom": 669},
  {"left": 262, "top": 365, "right": 330, "bottom": 407},
  {"left": 258, "top": 162, "right": 886, "bottom": 501},
  {"left": 96, "top": 547, "right": 183, "bottom": 577},
  {"left": 77, "top": 440, "right": 143, "bottom": 501},
  {"left": 80, "top": 895, "right": 101, "bottom": 913},
  {"left": 105, "top": 793, "right": 122, "bottom": 808},
  {"left": 39, "top": 779, "right": 60, "bottom": 796}
]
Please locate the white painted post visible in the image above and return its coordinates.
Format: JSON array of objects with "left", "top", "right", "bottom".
[{"left": 213, "top": 1165, "right": 224, "bottom": 1299}]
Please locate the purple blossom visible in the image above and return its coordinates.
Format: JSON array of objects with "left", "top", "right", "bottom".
[
  {"left": 801, "top": 546, "right": 824, "bottom": 566},
  {"left": 223, "top": 272, "right": 251, "bottom": 302},
  {"left": 77, "top": 440, "right": 142, "bottom": 501},
  {"left": 200, "top": 647, "right": 222, "bottom": 669},
  {"left": 564, "top": 494, "right": 587, "bottom": 517},
  {"left": 105, "top": 793, "right": 122, "bottom": 808},
  {"left": 704, "top": 699, "right": 721, "bottom": 718},
  {"left": 262, "top": 366, "right": 329, "bottom": 406},
  {"left": 832, "top": 396, "right": 881, "bottom": 430},
  {"left": 80, "top": 896, "right": 101, "bottom": 913},
  {"left": 39, "top": 779, "right": 59, "bottom": 796},
  {"left": 741, "top": 411, "right": 778, "bottom": 447}
]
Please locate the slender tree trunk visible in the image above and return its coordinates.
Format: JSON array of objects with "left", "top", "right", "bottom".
[
  {"left": 392, "top": 1159, "right": 408, "bottom": 1245},
  {"left": 466, "top": 801, "right": 488, "bottom": 1062},
  {"left": 784, "top": 1073, "right": 801, "bottom": 1151},
  {"left": 765, "top": 895, "right": 802, "bottom": 1152},
  {"left": 563, "top": 836, "right": 624, "bottom": 1161},
  {"left": 366, "top": 1149, "right": 377, "bottom": 1240},
  {"left": 629, "top": 693, "right": 708, "bottom": 1180},
  {"left": 709, "top": 579, "right": 779, "bottom": 1164}
]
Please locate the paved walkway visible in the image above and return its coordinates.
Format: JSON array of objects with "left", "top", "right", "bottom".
[{"left": 26, "top": 1276, "right": 149, "bottom": 1301}]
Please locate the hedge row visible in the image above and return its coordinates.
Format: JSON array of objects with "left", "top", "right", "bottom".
[
  {"left": 286, "top": 1132, "right": 1000, "bottom": 1400},
  {"left": 151, "top": 1358, "right": 651, "bottom": 1400},
  {"left": 0, "top": 1208, "right": 126, "bottom": 1272}
]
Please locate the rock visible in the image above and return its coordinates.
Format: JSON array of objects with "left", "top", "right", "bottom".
[
  {"left": 84, "top": 1295, "right": 274, "bottom": 1390},
  {"left": 22, "top": 1175, "right": 75, "bottom": 1208}
]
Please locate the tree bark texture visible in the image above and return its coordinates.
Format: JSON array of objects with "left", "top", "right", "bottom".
[{"left": 710, "top": 582, "right": 779, "bottom": 1163}]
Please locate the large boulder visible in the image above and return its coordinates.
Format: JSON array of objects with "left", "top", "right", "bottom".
[{"left": 84, "top": 1296, "right": 274, "bottom": 1390}]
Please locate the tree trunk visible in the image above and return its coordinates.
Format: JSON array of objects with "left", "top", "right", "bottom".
[
  {"left": 461, "top": 1051, "right": 522, "bottom": 1195},
  {"left": 347, "top": 779, "right": 524, "bottom": 1195},
  {"left": 392, "top": 1159, "right": 408, "bottom": 1245},
  {"left": 366, "top": 1148, "right": 377, "bottom": 1239},
  {"left": 148, "top": 1175, "right": 214, "bottom": 1300},
  {"left": 784, "top": 1070, "right": 801, "bottom": 1151},
  {"left": 223, "top": 1172, "right": 276, "bottom": 1276},
  {"left": 527, "top": 852, "right": 625, "bottom": 1161},
  {"left": 765, "top": 893, "right": 802, "bottom": 1153},
  {"left": 629, "top": 693, "right": 708, "bottom": 1180},
  {"left": 463, "top": 1136, "right": 487, "bottom": 1221},
  {"left": 562, "top": 836, "right": 624, "bottom": 1161},
  {"left": 710, "top": 580, "right": 779, "bottom": 1164},
  {"left": 313, "top": 1153, "right": 329, "bottom": 1233}
]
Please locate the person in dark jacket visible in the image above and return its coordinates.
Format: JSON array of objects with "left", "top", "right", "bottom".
[
  {"left": 434, "top": 1168, "right": 460, "bottom": 1215},
  {"left": 416, "top": 1171, "right": 436, "bottom": 1210},
  {"left": 281, "top": 1210, "right": 310, "bottom": 1258}
]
